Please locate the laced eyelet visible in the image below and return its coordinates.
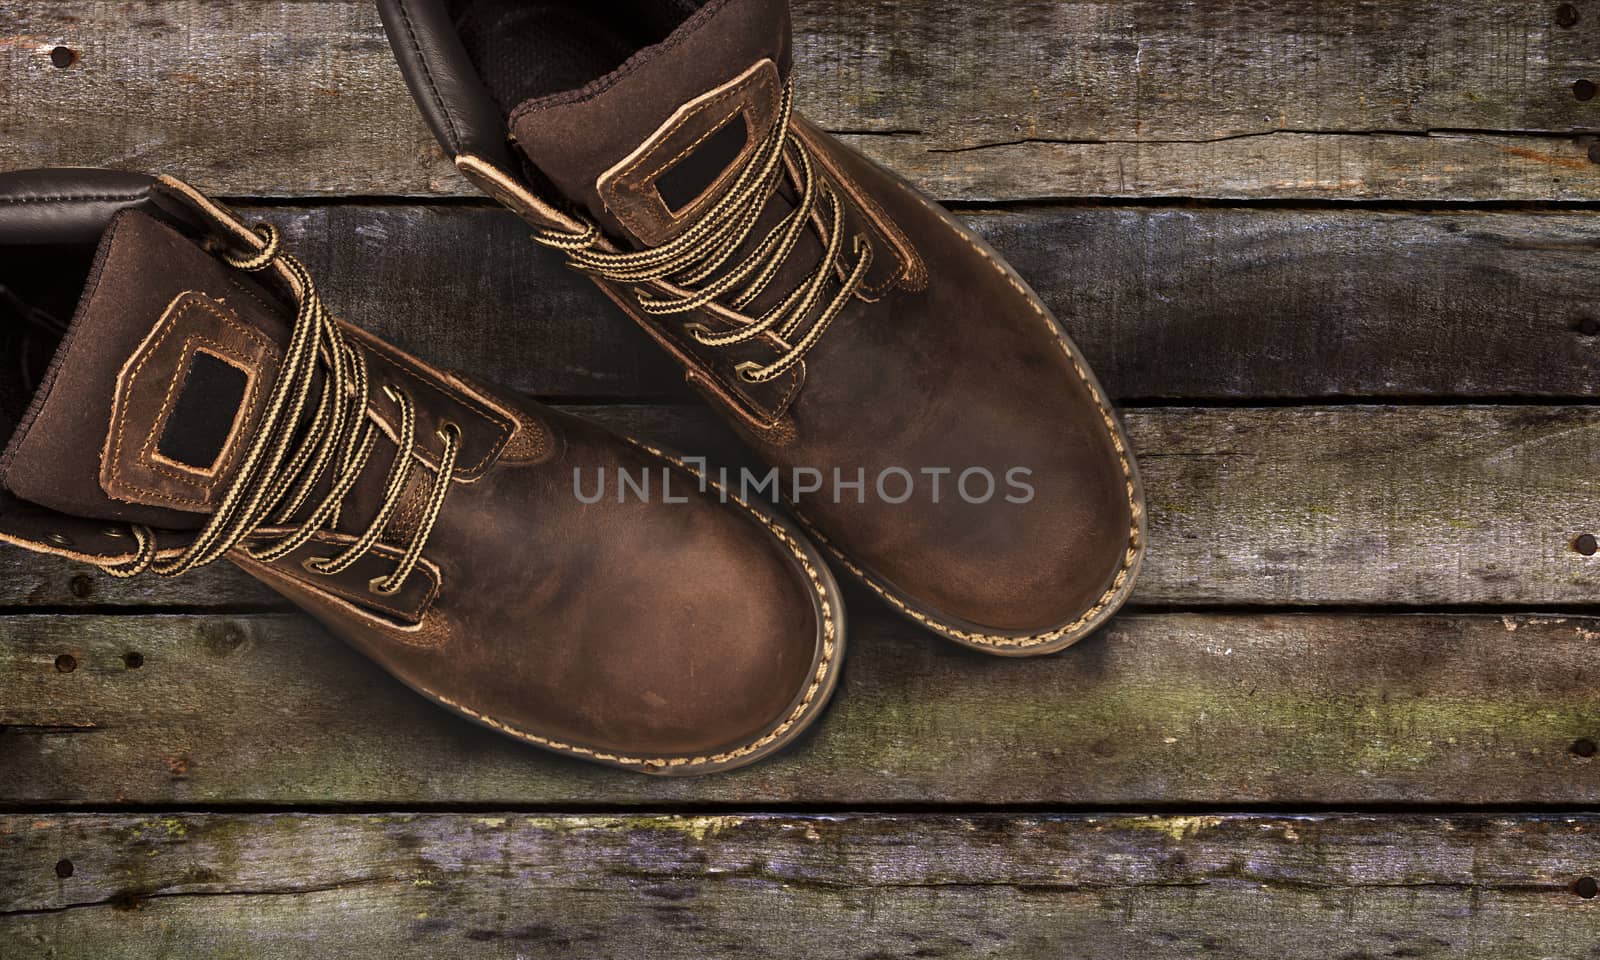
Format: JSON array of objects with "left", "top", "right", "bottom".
[
  {"left": 519, "top": 78, "right": 857, "bottom": 406},
  {"left": 437, "top": 420, "right": 462, "bottom": 444},
  {"left": 222, "top": 223, "right": 282, "bottom": 272},
  {"left": 734, "top": 361, "right": 763, "bottom": 384},
  {"left": 92, "top": 215, "right": 458, "bottom": 603},
  {"left": 368, "top": 575, "right": 402, "bottom": 596}
]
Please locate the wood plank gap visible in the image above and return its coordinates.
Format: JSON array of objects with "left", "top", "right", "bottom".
[{"left": 216, "top": 194, "right": 1600, "bottom": 214}]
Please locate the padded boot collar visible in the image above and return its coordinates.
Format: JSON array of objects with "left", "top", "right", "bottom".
[
  {"left": 0, "top": 170, "right": 177, "bottom": 562},
  {"left": 375, "top": 0, "right": 521, "bottom": 175},
  {"left": 0, "top": 172, "right": 303, "bottom": 561},
  {"left": 0, "top": 168, "right": 158, "bottom": 247}
]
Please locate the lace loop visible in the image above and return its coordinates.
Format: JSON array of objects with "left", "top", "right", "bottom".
[
  {"left": 532, "top": 79, "right": 871, "bottom": 384},
  {"left": 100, "top": 224, "right": 460, "bottom": 597}
]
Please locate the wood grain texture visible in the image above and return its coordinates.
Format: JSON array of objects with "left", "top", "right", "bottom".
[
  {"left": 254, "top": 203, "right": 1600, "bottom": 401},
  {"left": 6, "top": 1, "right": 1600, "bottom": 200},
  {"left": 5, "top": 812, "right": 1600, "bottom": 958},
  {"left": 2, "top": 404, "right": 1595, "bottom": 611},
  {"left": 6, "top": 611, "right": 1600, "bottom": 805}
]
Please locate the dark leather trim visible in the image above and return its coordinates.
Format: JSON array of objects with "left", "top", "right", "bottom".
[
  {"left": 375, "top": 0, "right": 518, "bottom": 173},
  {"left": 0, "top": 168, "right": 158, "bottom": 247},
  {"left": 0, "top": 168, "right": 256, "bottom": 260}
]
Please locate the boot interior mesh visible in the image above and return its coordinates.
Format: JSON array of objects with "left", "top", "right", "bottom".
[
  {"left": 445, "top": 0, "right": 705, "bottom": 115},
  {"left": 0, "top": 251, "right": 89, "bottom": 452}
]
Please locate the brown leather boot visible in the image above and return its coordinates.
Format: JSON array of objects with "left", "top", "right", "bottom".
[
  {"left": 380, "top": 0, "right": 1145, "bottom": 656},
  {"left": 0, "top": 168, "right": 843, "bottom": 774}
]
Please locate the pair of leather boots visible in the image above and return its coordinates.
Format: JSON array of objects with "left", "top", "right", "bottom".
[{"left": 0, "top": 0, "right": 1144, "bottom": 774}]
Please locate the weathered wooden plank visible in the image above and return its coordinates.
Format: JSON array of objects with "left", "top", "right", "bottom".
[
  {"left": 0, "top": 555, "right": 268, "bottom": 611},
  {"left": 806, "top": 0, "right": 1600, "bottom": 152},
  {"left": 260, "top": 203, "right": 1600, "bottom": 401},
  {"left": 5, "top": 813, "right": 1600, "bottom": 958},
  {"left": 2, "top": 405, "right": 1595, "bottom": 611},
  {"left": 6, "top": 1, "right": 1600, "bottom": 200},
  {"left": 851, "top": 130, "right": 1600, "bottom": 203},
  {"left": 1133, "top": 405, "right": 1600, "bottom": 607},
  {"left": 6, "top": 611, "right": 1600, "bottom": 804}
]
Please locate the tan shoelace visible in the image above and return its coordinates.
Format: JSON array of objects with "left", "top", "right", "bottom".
[
  {"left": 104, "top": 224, "right": 461, "bottom": 595},
  {"left": 532, "top": 79, "right": 873, "bottom": 384}
]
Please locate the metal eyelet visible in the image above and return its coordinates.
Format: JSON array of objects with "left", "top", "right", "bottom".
[
  {"left": 684, "top": 321, "right": 713, "bottom": 344},
  {"left": 46, "top": 533, "right": 73, "bottom": 547},
  {"left": 368, "top": 575, "right": 402, "bottom": 597},
  {"left": 300, "top": 556, "right": 331, "bottom": 576},
  {"left": 102, "top": 526, "right": 128, "bottom": 539},
  {"left": 734, "top": 361, "right": 763, "bottom": 384},
  {"left": 437, "top": 420, "right": 462, "bottom": 444}
]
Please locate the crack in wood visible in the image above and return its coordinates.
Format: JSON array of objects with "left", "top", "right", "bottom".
[
  {"left": 0, "top": 724, "right": 102, "bottom": 736},
  {"left": 0, "top": 876, "right": 404, "bottom": 920},
  {"left": 925, "top": 127, "right": 1596, "bottom": 154}
]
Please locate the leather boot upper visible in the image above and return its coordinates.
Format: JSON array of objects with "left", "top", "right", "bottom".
[
  {"left": 0, "top": 169, "right": 843, "bottom": 772},
  {"left": 379, "top": 0, "right": 1146, "bottom": 652}
]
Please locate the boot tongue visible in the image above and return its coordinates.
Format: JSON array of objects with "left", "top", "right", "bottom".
[
  {"left": 0, "top": 209, "right": 293, "bottom": 530},
  {"left": 508, "top": 0, "right": 791, "bottom": 247}
]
